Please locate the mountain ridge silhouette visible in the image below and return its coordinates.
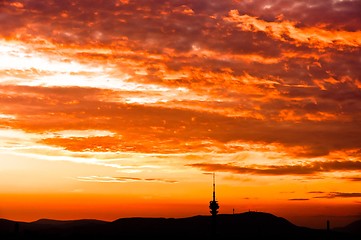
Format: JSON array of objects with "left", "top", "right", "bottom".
[{"left": 0, "top": 211, "right": 359, "bottom": 239}]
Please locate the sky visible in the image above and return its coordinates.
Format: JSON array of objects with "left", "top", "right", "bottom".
[{"left": 0, "top": 0, "right": 360, "bottom": 229}]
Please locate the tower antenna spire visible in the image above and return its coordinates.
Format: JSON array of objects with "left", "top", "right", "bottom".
[{"left": 213, "top": 172, "right": 216, "bottom": 201}]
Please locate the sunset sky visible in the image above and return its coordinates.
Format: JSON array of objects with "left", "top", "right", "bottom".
[{"left": 0, "top": 0, "right": 361, "bottom": 229}]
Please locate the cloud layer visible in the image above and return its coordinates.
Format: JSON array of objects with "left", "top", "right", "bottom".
[{"left": 0, "top": 0, "right": 360, "bottom": 208}]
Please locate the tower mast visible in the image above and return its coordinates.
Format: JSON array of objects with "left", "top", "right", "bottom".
[{"left": 209, "top": 172, "right": 219, "bottom": 216}]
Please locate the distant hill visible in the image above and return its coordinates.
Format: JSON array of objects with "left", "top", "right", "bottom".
[
  {"left": 334, "top": 218, "right": 361, "bottom": 237},
  {"left": 31, "top": 218, "right": 107, "bottom": 225},
  {"left": 0, "top": 212, "right": 359, "bottom": 239}
]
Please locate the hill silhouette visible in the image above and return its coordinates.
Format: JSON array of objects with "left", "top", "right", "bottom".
[
  {"left": 334, "top": 218, "right": 361, "bottom": 237},
  {"left": 0, "top": 211, "right": 359, "bottom": 239}
]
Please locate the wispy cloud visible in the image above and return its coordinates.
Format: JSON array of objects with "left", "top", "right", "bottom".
[{"left": 76, "top": 175, "right": 177, "bottom": 183}]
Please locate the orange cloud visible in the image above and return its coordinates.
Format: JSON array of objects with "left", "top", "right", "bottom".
[{"left": 224, "top": 10, "right": 361, "bottom": 50}]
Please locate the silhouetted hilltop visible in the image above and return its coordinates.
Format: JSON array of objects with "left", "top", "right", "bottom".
[
  {"left": 0, "top": 212, "right": 359, "bottom": 239},
  {"left": 334, "top": 218, "right": 361, "bottom": 236},
  {"left": 0, "top": 219, "right": 22, "bottom": 233}
]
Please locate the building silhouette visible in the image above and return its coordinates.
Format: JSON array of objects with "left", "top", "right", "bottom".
[
  {"left": 209, "top": 172, "right": 219, "bottom": 216},
  {"left": 209, "top": 172, "right": 219, "bottom": 237}
]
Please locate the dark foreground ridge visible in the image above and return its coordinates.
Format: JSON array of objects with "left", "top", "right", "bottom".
[{"left": 1, "top": 211, "right": 360, "bottom": 239}]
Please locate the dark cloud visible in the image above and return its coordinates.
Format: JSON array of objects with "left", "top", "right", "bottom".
[
  {"left": 234, "top": 0, "right": 361, "bottom": 31},
  {"left": 342, "top": 177, "right": 361, "bottom": 182},
  {"left": 288, "top": 198, "right": 309, "bottom": 201},
  {"left": 312, "top": 192, "right": 361, "bottom": 199},
  {"left": 187, "top": 161, "right": 361, "bottom": 176}
]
